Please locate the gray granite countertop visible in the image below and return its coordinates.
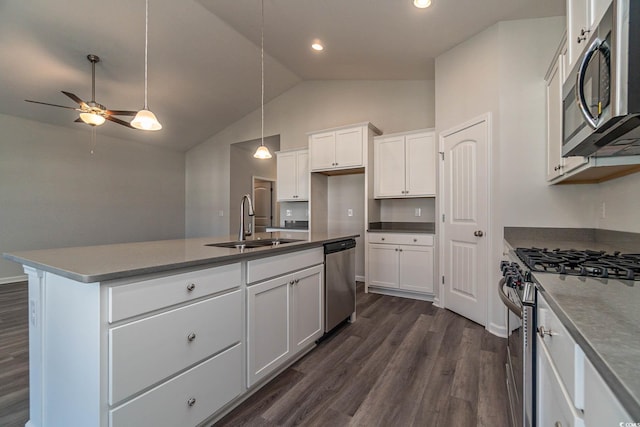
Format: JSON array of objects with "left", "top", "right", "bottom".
[
  {"left": 504, "top": 227, "right": 640, "bottom": 420},
  {"left": 3, "top": 232, "right": 358, "bottom": 283}
]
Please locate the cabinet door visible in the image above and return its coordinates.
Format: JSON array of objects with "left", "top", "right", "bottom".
[
  {"left": 567, "top": 0, "right": 589, "bottom": 72},
  {"left": 335, "top": 127, "right": 363, "bottom": 168},
  {"left": 277, "top": 151, "right": 298, "bottom": 201},
  {"left": 296, "top": 150, "right": 309, "bottom": 200},
  {"left": 291, "top": 265, "right": 323, "bottom": 353},
  {"left": 405, "top": 132, "right": 436, "bottom": 197},
  {"left": 247, "top": 276, "right": 291, "bottom": 387},
  {"left": 374, "top": 136, "right": 405, "bottom": 198},
  {"left": 309, "top": 132, "right": 336, "bottom": 171},
  {"left": 398, "top": 245, "right": 434, "bottom": 294},
  {"left": 589, "top": 0, "right": 610, "bottom": 29},
  {"left": 537, "top": 339, "right": 584, "bottom": 427},
  {"left": 368, "top": 244, "right": 399, "bottom": 288},
  {"left": 546, "top": 54, "right": 564, "bottom": 181}
]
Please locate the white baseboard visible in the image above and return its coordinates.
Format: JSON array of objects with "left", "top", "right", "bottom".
[
  {"left": 488, "top": 321, "right": 507, "bottom": 338},
  {"left": 368, "top": 286, "right": 434, "bottom": 302},
  {"left": 0, "top": 274, "right": 27, "bottom": 285},
  {"left": 432, "top": 297, "right": 442, "bottom": 308},
  {"left": 355, "top": 275, "right": 365, "bottom": 283}
]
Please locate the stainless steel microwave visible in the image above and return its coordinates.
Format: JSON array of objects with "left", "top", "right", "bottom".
[{"left": 562, "top": 0, "right": 640, "bottom": 158}]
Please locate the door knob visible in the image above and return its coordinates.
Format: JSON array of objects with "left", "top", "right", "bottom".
[{"left": 474, "top": 230, "right": 484, "bottom": 237}]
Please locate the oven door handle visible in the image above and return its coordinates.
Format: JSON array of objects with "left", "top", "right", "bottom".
[{"left": 498, "top": 278, "right": 523, "bottom": 319}]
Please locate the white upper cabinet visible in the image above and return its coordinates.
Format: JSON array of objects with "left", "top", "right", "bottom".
[
  {"left": 276, "top": 149, "right": 308, "bottom": 201},
  {"left": 566, "top": 0, "right": 612, "bottom": 75},
  {"left": 374, "top": 129, "right": 436, "bottom": 198},
  {"left": 308, "top": 122, "right": 380, "bottom": 172},
  {"left": 546, "top": 38, "right": 588, "bottom": 183}
]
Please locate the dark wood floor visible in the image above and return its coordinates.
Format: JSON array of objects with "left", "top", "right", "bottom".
[
  {"left": 0, "top": 282, "right": 508, "bottom": 427},
  {"left": 0, "top": 282, "right": 29, "bottom": 427},
  {"left": 216, "top": 284, "right": 508, "bottom": 427}
]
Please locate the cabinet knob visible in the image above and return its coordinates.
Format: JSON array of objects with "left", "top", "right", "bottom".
[
  {"left": 413, "top": 238, "right": 417, "bottom": 242},
  {"left": 473, "top": 230, "right": 484, "bottom": 237},
  {"left": 381, "top": 237, "right": 385, "bottom": 241},
  {"left": 289, "top": 280, "right": 295, "bottom": 285},
  {"left": 187, "top": 397, "right": 197, "bottom": 407},
  {"left": 186, "top": 283, "right": 196, "bottom": 292},
  {"left": 399, "top": 248, "right": 403, "bottom": 252},
  {"left": 187, "top": 332, "right": 197, "bottom": 342},
  {"left": 294, "top": 279, "right": 300, "bottom": 284}
]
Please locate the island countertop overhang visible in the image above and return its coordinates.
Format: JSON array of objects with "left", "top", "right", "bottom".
[{"left": 3, "top": 232, "right": 359, "bottom": 283}]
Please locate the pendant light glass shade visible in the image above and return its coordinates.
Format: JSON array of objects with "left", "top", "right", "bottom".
[
  {"left": 132, "top": 0, "right": 162, "bottom": 131},
  {"left": 253, "top": 0, "right": 272, "bottom": 160},
  {"left": 254, "top": 144, "right": 272, "bottom": 159},
  {"left": 79, "top": 112, "right": 106, "bottom": 126},
  {"left": 131, "top": 109, "right": 162, "bottom": 130}
]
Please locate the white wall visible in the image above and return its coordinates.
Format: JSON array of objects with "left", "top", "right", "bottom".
[
  {"left": 186, "top": 79, "right": 435, "bottom": 238},
  {"left": 596, "top": 173, "right": 640, "bottom": 232},
  {"left": 0, "top": 114, "right": 185, "bottom": 282},
  {"left": 436, "top": 17, "right": 581, "bottom": 335}
]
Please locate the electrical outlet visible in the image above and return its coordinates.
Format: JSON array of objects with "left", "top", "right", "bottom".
[
  {"left": 600, "top": 202, "right": 606, "bottom": 219},
  {"left": 347, "top": 208, "right": 353, "bottom": 217},
  {"left": 415, "top": 208, "right": 422, "bottom": 217},
  {"left": 30, "top": 300, "right": 37, "bottom": 327},
  {"left": 286, "top": 209, "right": 292, "bottom": 217}
]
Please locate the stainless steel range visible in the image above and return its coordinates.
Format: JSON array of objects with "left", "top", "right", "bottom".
[{"left": 499, "top": 246, "right": 640, "bottom": 427}]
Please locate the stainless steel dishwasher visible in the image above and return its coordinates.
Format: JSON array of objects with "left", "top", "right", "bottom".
[{"left": 323, "top": 239, "right": 356, "bottom": 333}]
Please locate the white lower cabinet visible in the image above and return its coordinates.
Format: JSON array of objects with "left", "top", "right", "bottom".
[
  {"left": 367, "top": 233, "right": 434, "bottom": 295},
  {"left": 537, "top": 292, "right": 630, "bottom": 426},
  {"left": 110, "top": 343, "right": 242, "bottom": 427},
  {"left": 247, "top": 264, "right": 323, "bottom": 387}
]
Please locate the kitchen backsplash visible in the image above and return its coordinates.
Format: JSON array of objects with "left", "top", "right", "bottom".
[
  {"left": 379, "top": 198, "right": 436, "bottom": 222},
  {"left": 278, "top": 201, "right": 309, "bottom": 227}
]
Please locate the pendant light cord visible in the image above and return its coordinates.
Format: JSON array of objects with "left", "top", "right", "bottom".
[
  {"left": 261, "top": 0, "right": 264, "bottom": 147},
  {"left": 144, "top": 0, "right": 149, "bottom": 109}
]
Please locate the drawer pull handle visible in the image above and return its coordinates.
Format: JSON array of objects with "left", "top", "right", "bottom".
[
  {"left": 187, "top": 332, "right": 197, "bottom": 342},
  {"left": 381, "top": 237, "right": 385, "bottom": 241},
  {"left": 537, "top": 326, "right": 554, "bottom": 338},
  {"left": 186, "top": 283, "right": 196, "bottom": 292},
  {"left": 187, "top": 397, "right": 196, "bottom": 407}
]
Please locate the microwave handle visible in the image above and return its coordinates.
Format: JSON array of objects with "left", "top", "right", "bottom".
[{"left": 576, "top": 38, "right": 603, "bottom": 129}]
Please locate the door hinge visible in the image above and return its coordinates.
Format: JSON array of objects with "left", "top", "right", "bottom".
[
  {"left": 439, "top": 151, "right": 445, "bottom": 160},
  {"left": 442, "top": 214, "right": 445, "bottom": 222},
  {"left": 442, "top": 276, "right": 445, "bottom": 284}
]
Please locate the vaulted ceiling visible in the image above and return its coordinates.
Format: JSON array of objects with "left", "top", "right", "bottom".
[{"left": 0, "top": 0, "right": 564, "bottom": 151}]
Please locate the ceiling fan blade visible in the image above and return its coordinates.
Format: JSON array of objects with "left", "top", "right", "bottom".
[
  {"left": 105, "top": 115, "right": 134, "bottom": 129},
  {"left": 25, "top": 99, "right": 80, "bottom": 111},
  {"left": 106, "top": 109, "right": 138, "bottom": 116},
  {"left": 74, "top": 118, "right": 83, "bottom": 123},
  {"left": 61, "top": 91, "right": 89, "bottom": 109}
]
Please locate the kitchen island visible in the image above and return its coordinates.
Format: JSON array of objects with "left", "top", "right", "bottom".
[
  {"left": 3, "top": 232, "right": 357, "bottom": 427},
  {"left": 504, "top": 227, "right": 640, "bottom": 423}
]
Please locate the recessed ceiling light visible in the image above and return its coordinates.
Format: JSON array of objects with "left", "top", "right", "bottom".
[
  {"left": 413, "top": 0, "right": 432, "bottom": 8},
  {"left": 311, "top": 43, "right": 324, "bottom": 51}
]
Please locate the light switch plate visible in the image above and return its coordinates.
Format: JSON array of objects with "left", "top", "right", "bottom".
[{"left": 347, "top": 209, "right": 353, "bottom": 217}]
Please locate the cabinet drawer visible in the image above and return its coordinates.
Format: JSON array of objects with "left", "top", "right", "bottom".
[
  {"left": 537, "top": 293, "right": 584, "bottom": 409},
  {"left": 247, "top": 248, "right": 323, "bottom": 284},
  {"left": 108, "top": 263, "right": 241, "bottom": 322},
  {"left": 368, "top": 233, "right": 434, "bottom": 246},
  {"left": 110, "top": 343, "right": 242, "bottom": 427},
  {"left": 109, "top": 290, "right": 242, "bottom": 404}
]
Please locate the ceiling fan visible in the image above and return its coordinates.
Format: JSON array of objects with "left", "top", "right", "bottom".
[{"left": 25, "top": 54, "right": 137, "bottom": 128}]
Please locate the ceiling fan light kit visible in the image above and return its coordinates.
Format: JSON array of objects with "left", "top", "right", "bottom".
[
  {"left": 132, "top": 0, "right": 162, "bottom": 131},
  {"left": 253, "top": 0, "right": 272, "bottom": 160},
  {"left": 79, "top": 112, "right": 106, "bottom": 126}
]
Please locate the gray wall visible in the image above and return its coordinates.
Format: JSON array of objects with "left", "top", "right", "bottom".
[
  {"left": 0, "top": 113, "right": 185, "bottom": 282},
  {"left": 186, "top": 79, "right": 435, "bottom": 238}
]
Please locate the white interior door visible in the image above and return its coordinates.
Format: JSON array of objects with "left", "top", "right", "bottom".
[{"left": 441, "top": 116, "right": 489, "bottom": 326}]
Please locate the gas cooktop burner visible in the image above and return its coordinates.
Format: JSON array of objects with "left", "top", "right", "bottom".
[{"left": 516, "top": 247, "right": 640, "bottom": 280}]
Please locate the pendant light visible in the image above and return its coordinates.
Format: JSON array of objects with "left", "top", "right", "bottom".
[
  {"left": 253, "top": 0, "right": 272, "bottom": 159},
  {"left": 131, "top": 0, "right": 162, "bottom": 131}
]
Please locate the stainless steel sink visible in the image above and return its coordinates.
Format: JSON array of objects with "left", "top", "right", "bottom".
[{"left": 205, "top": 238, "right": 303, "bottom": 249}]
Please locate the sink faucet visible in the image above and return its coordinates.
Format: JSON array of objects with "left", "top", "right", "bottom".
[{"left": 238, "top": 194, "right": 255, "bottom": 242}]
